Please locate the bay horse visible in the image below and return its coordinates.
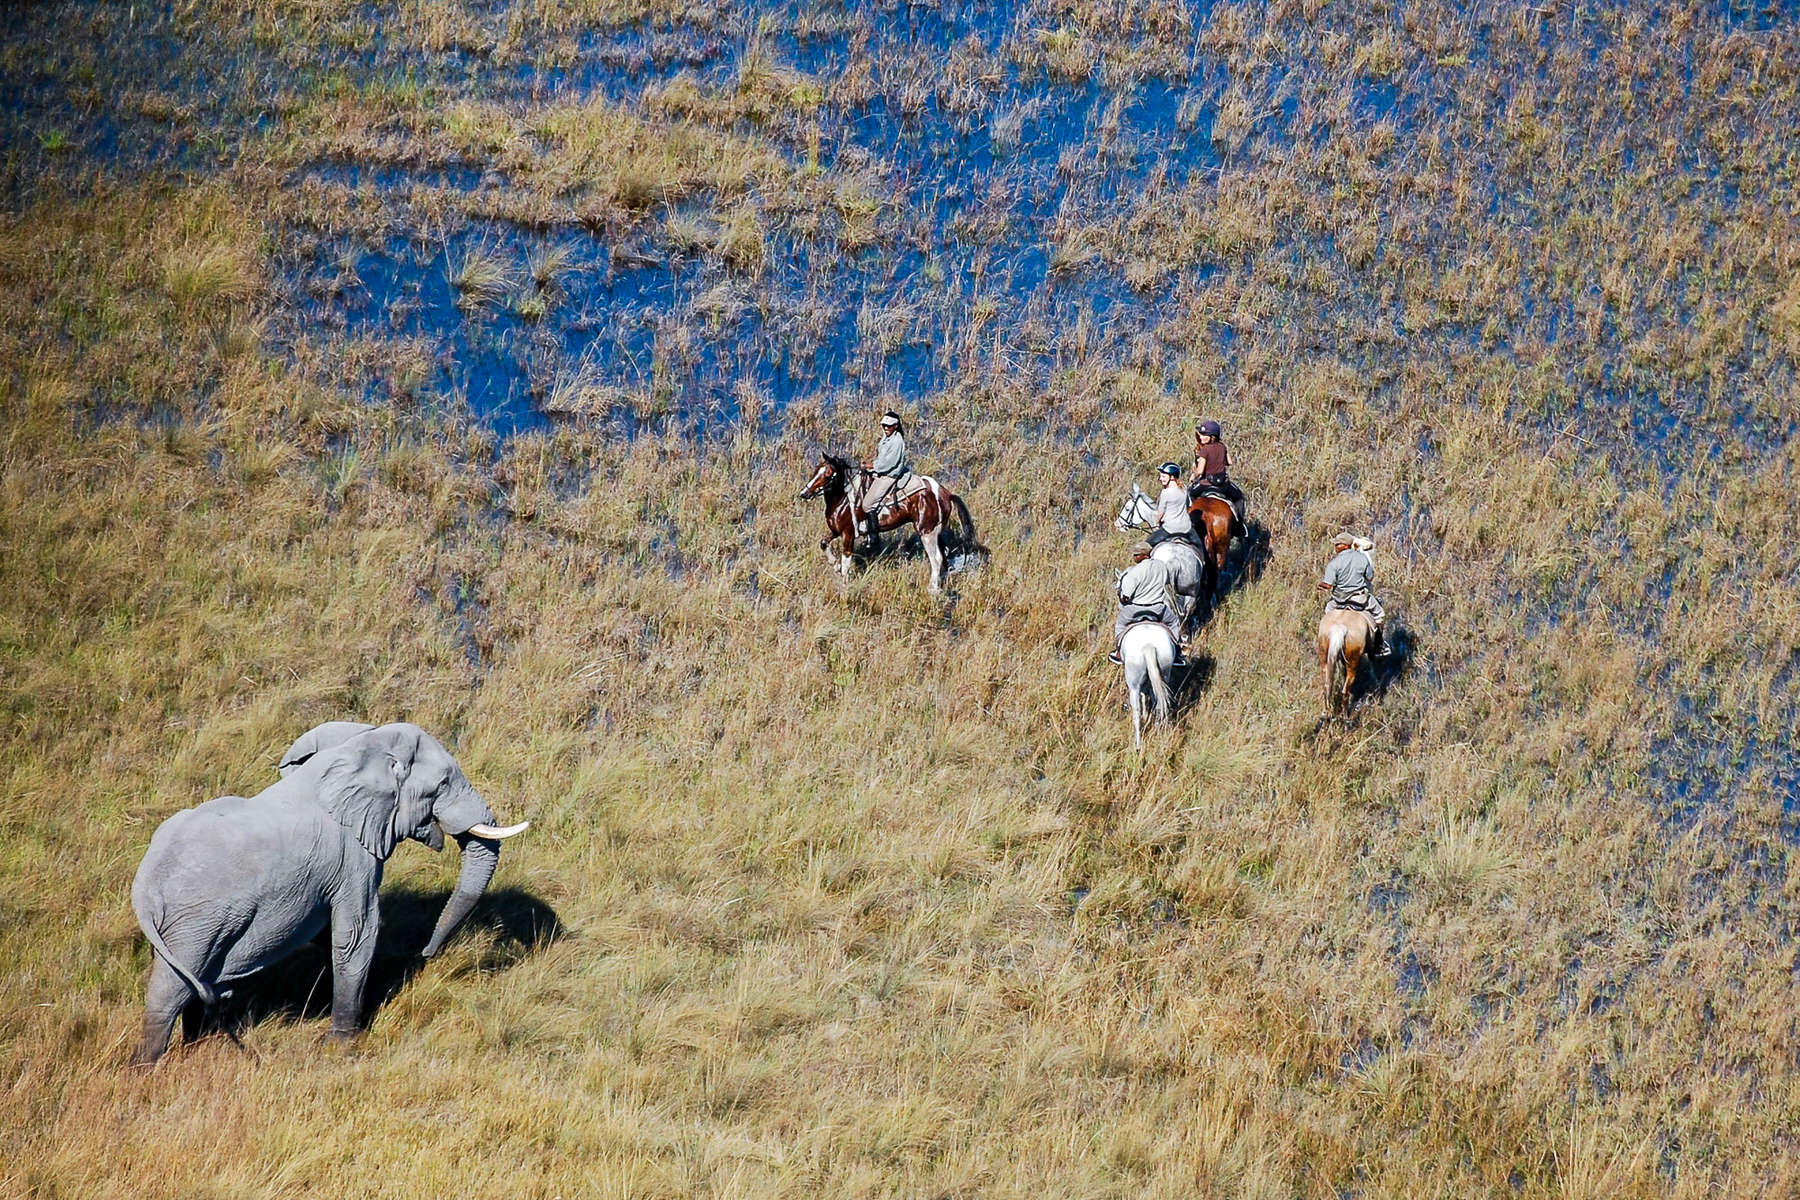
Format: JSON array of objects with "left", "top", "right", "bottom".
[
  {"left": 1114, "top": 481, "right": 1233, "bottom": 613},
  {"left": 1188, "top": 493, "right": 1236, "bottom": 602},
  {"left": 1119, "top": 619, "right": 1177, "bottom": 750},
  {"left": 798, "top": 452, "right": 982, "bottom": 593},
  {"left": 1318, "top": 607, "right": 1375, "bottom": 716}
]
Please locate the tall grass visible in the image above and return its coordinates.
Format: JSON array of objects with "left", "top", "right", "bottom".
[{"left": 4, "top": 1, "right": 1800, "bottom": 1196}]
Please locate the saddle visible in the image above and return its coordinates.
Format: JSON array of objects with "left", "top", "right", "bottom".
[
  {"left": 1190, "top": 485, "right": 1244, "bottom": 530},
  {"left": 866, "top": 472, "right": 936, "bottom": 516}
]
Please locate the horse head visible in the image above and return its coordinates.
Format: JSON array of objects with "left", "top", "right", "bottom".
[
  {"left": 1115, "top": 483, "right": 1153, "bottom": 532},
  {"left": 798, "top": 452, "right": 853, "bottom": 500}
]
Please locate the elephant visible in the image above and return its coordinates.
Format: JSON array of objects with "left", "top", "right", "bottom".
[{"left": 130, "top": 722, "right": 528, "bottom": 1065}]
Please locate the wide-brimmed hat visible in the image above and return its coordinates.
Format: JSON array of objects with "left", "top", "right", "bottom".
[
  {"left": 1331, "top": 530, "right": 1357, "bottom": 547},
  {"left": 1131, "top": 540, "right": 1154, "bottom": 557}
]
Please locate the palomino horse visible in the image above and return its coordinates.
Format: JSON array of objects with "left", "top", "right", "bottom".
[
  {"left": 1317, "top": 607, "right": 1375, "bottom": 716},
  {"left": 1120, "top": 619, "right": 1177, "bottom": 749},
  {"left": 1114, "top": 484, "right": 1204, "bottom": 630},
  {"left": 798, "top": 452, "right": 982, "bottom": 593}
]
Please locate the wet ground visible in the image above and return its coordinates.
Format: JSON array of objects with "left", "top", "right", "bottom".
[{"left": 4, "top": 0, "right": 1797, "bottom": 822}]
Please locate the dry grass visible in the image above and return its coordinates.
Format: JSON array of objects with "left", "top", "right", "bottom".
[{"left": 4, "top": 1, "right": 1800, "bottom": 1196}]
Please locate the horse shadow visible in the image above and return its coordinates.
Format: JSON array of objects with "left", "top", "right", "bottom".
[
  {"left": 1187, "top": 519, "right": 1271, "bottom": 632},
  {"left": 186, "top": 887, "right": 565, "bottom": 1045},
  {"left": 1220, "top": 519, "right": 1272, "bottom": 598},
  {"left": 1365, "top": 626, "right": 1417, "bottom": 699},
  {"left": 1172, "top": 649, "right": 1216, "bottom": 705}
]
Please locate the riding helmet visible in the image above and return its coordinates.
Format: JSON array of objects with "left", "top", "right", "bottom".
[
  {"left": 1159, "top": 461, "right": 1182, "bottom": 478},
  {"left": 1197, "top": 419, "right": 1222, "bottom": 437}
]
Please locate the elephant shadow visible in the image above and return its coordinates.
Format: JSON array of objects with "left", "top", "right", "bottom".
[{"left": 202, "top": 887, "right": 565, "bottom": 1039}]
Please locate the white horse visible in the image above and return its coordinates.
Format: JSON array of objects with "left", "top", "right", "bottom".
[
  {"left": 1114, "top": 483, "right": 1204, "bottom": 630},
  {"left": 1120, "top": 620, "right": 1177, "bottom": 750}
]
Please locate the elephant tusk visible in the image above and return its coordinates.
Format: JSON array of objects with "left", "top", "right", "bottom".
[{"left": 467, "top": 821, "right": 530, "bottom": 839}]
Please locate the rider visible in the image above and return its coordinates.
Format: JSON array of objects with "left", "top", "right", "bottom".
[
  {"left": 860, "top": 410, "right": 910, "bottom": 536},
  {"left": 1110, "top": 541, "right": 1187, "bottom": 667},
  {"left": 1144, "top": 462, "right": 1200, "bottom": 551},
  {"left": 1318, "top": 531, "right": 1388, "bottom": 655},
  {"left": 1190, "top": 419, "right": 1245, "bottom": 520}
]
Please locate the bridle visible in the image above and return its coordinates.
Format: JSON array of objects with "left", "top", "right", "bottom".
[
  {"left": 797, "top": 460, "right": 840, "bottom": 500},
  {"left": 1114, "top": 486, "right": 1155, "bottom": 532}
]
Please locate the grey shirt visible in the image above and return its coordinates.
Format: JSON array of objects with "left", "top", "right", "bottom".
[
  {"left": 1322, "top": 548, "right": 1375, "bottom": 605},
  {"left": 1155, "top": 484, "right": 1193, "bottom": 535},
  {"left": 870, "top": 432, "right": 908, "bottom": 476},
  {"left": 1119, "top": 557, "right": 1177, "bottom": 610}
]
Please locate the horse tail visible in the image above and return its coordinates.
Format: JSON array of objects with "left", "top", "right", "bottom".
[
  {"left": 950, "top": 494, "right": 984, "bottom": 555},
  {"left": 1145, "top": 638, "right": 1173, "bottom": 724},
  {"left": 1326, "top": 623, "right": 1347, "bottom": 710}
]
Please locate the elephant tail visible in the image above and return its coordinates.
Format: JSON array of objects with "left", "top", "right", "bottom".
[{"left": 134, "top": 891, "right": 218, "bottom": 1008}]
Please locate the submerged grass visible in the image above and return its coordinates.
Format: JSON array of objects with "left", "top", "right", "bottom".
[{"left": 3, "top": 0, "right": 1800, "bottom": 1197}]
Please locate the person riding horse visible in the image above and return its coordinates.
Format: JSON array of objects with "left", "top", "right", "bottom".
[
  {"left": 1190, "top": 419, "right": 1245, "bottom": 524},
  {"left": 1109, "top": 541, "right": 1188, "bottom": 667},
  {"left": 860, "top": 410, "right": 911, "bottom": 536},
  {"left": 1319, "top": 531, "right": 1388, "bottom": 656},
  {"left": 1145, "top": 463, "right": 1203, "bottom": 552}
]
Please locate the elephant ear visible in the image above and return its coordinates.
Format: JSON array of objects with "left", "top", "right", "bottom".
[
  {"left": 279, "top": 720, "right": 376, "bottom": 776},
  {"left": 315, "top": 726, "right": 425, "bottom": 859}
]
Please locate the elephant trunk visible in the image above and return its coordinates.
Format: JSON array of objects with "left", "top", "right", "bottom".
[{"left": 421, "top": 833, "right": 499, "bottom": 958}]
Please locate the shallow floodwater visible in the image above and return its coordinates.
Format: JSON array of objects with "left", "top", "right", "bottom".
[{"left": 3, "top": 0, "right": 1795, "bottom": 824}]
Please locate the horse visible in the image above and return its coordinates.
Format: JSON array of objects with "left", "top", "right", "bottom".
[
  {"left": 1113, "top": 484, "right": 1206, "bottom": 629},
  {"left": 798, "top": 452, "right": 983, "bottom": 593},
  {"left": 1120, "top": 619, "right": 1177, "bottom": 749},
  {"left": 1317, "top": 607, "right": 1375, "bottom": 716},
  {"left": 1187, "top": 492, "right": 1237, "bottom": 601}
]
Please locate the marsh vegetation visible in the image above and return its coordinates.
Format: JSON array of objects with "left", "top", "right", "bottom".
[{"left": 4, "top": 0, "right": 1800, "bottom": 1195}]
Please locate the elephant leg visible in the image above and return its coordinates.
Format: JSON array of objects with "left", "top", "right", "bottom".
[
  {"left": 133, "top": 956, "right": 194, "bottom": 1066},
  {"left": 327, "top": 889, "right": 380, "bottom": 1039}
]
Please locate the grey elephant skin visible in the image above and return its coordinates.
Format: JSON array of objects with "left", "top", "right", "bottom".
[{"left": 130, "top": 722, "right": 528, "bottom": 1065}]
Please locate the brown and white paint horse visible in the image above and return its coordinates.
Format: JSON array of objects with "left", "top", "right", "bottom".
[
  {"left": 798, "top": 452, "right": 982, "bottom": 593},
  {"left": 1317, "top": 607, "right": 1375, "bottom": 716}
]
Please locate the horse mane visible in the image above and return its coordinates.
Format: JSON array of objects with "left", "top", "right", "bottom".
[{"left": 822, "top": 449, "right": 855, "bottom": 471}]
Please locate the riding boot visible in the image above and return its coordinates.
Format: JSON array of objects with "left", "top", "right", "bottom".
[
  {"left": 1107, "top": 643, "right": 1122, "bottom": 665},
  {"left": 1370, "top": 624, "right": 1389, "bottom": 657},
  {"left": 1168, "top": 627, "right": 1187, "bottom": 667}
]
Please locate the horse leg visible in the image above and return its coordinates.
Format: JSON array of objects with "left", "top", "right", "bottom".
[
  {"left": 1131, "top": 685, "right": 1144, "bottom": 750},
  {"left": 837, "top": 529, "right": 856, "bottom": 581},
  {"left": 923, "top": 527, "right": 945, "bottom": 593}
]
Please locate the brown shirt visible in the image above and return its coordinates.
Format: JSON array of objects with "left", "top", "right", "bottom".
[{"left": 1193, "top": 440, "right": 1230, "bottom": 477}]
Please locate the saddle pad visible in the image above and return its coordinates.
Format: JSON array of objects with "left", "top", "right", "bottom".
[{"left": 889, "top": 473, "right": 938, "bottom": 503}]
